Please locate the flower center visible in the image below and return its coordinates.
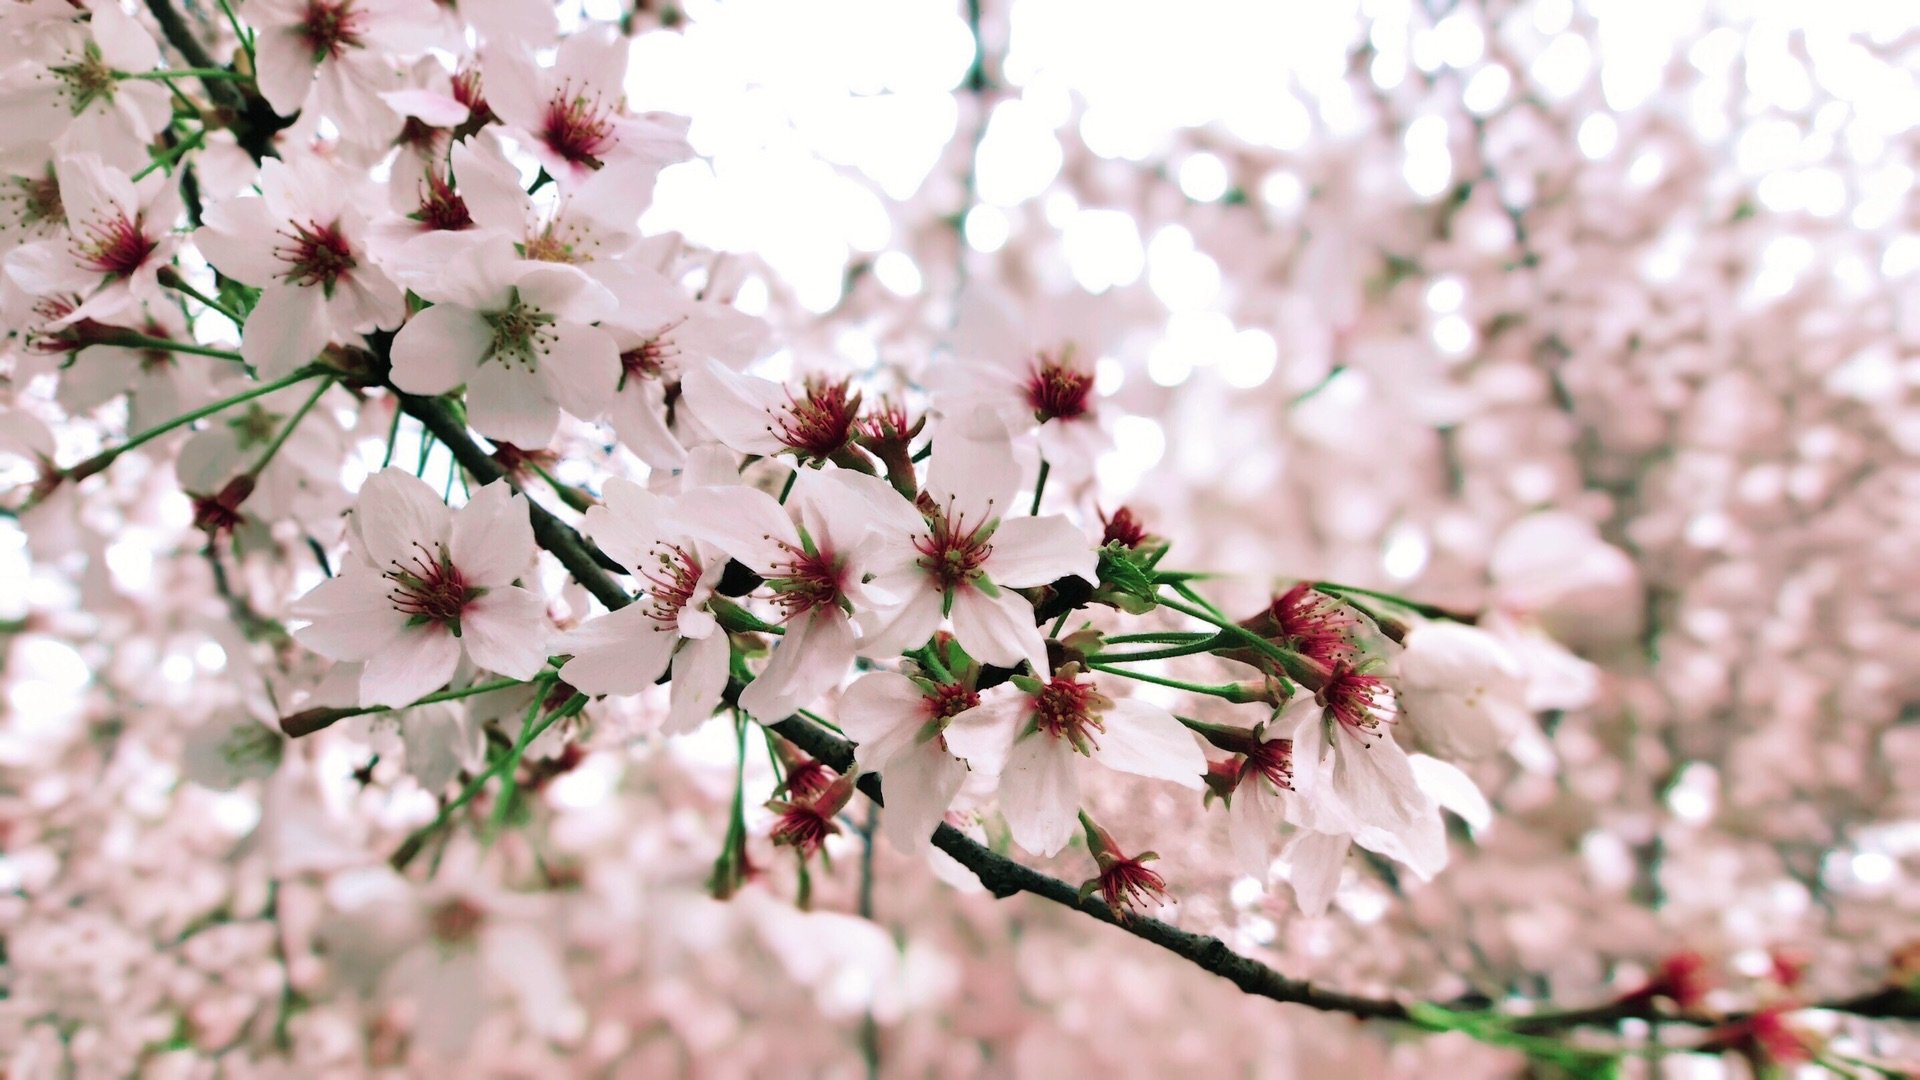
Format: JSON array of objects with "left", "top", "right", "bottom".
[
  {"left": 1024, "top": 347, "right": 1094, "bottom": 421},
  {"left": 926, "top": 681, "right": 980, "bottom": 722},
  {"left": 299, "top": 0, "right": 366, "bottom": 60},
  {"left": 275, "top": 220, "right": 356, "bottom": 292},
  {"left": 411, "top": 173, "right": 472, "bottom": 232},
  {"left": 617, "top": 320, "right": 685, "bottom": 390},
  {"left": 1263, "top": 584, "right": 1357, "bottom": 667},
  {"left": 913, "top": 509, "right": 995, "bottom": 592},
  {"left": 765, "top": 536, "right": 846, "bottom": 618},
  {"left": 428, "top": 898, "right": 484, "bottom": 946},
  {"left": 1318, "top": 662, "right": 1392, "bottom": 743},
  {"left": 1243, "top": 736, "right": 1293, "bottom": 791},
  {"left": 540, "top": 84, "right": 617, "bottom": 169},
  {"left": 483, "top": 291, "right": 557, "bottom": 372},
  {"left": 1031, "top": 675, "right": 1107, "bottom": 752},
  {"left": 768, "top": 378, "right": 859, "bottom": 459},
  {"left": 1099, "top": 506, "right": 1148, "bottom": 548},
  {"left": 3, "top": 167, "right": 63, "bottom": 235},
  {"left": 383, "top": 541, "right": 479, "bottom": 631},
  {"left": 77, "top": 212, "right": 155, "bottom": 279},
  {"left": 639, "top": 542, "right": 702, "bottom": 629},
  {"left": 50, "top": 43, "right": 116, "bottom": 116},
  {"left": 226, "top": 403, "right": 282, "bottom": 449}
]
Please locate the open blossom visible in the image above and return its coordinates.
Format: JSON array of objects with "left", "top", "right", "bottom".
[
  {"left": 944, "top": 664, "right": 1206, "bottom": 857},
  {"left": 196, "top": 157, "right": 406, "bottom": 378},
  {"left": 4, "top": 154, "right": 178, "bottom": 326},
  {"left": 53, "top": 305, "right": 209, "bottom": 434},
  {"left": 0, "top": 3, "right": 170, "bottom": 169},
  {"left": 482, "top": 28, "right": 691, "bottom": 187},
  {"left": 557, "top": 476, "right": 730, "bottom": 735},
  {"left": 248, "top": 0, "right": 440, "bottom": 138},
  {"left": 601, "top": 271, "right": 770, "bottom": 470},
  {"left": 1285, "top": 661, "right": 1426, "bottom": 834},
  {"left": 292, "top": 470, "right": 548, "bottom": 708},
  {"left": 673, "top": 468, "right": 902, "bottom": 723},
  {"left": 388, "top": 233, "right": 619, "bottom": 447},
  {"left": 858, "top": 410, "right": 1097, "bottom": 672},
  {"left": 836, "top": 669, "right": 977, "bottom": 854},
  {"left": 681, "top": 358, "right": 866, "bottom": 465},
  {"left": 931, "top": 284, "right": 1113, "bottom": 478}
]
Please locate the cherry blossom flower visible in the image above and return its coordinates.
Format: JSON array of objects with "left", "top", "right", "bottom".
[
  {"left": 858, "top": 410, "right": 1097, "bottom": 672},
  {"left": 1285, "top": 661, "right": 1425, "bottom": 834},
  {"left": 482, "top": 28, "right": 691, "bottom": 188},
  {"left": 836, "top": 669, "right": 976, "bottom": 853},
  {"left": 387, "top": 233, "right": 619, "bottom": 447},
  {"left": 292, "top": 469, "right": 548, "bottom": 708},
  {"left": 673, "top": 467, "right": 901, "bottom": 723},
  {"left": 601, "top": 270, "right": 770, "bottom": 470},
  {"left": 0, "top": 2, "right": 170, "bottom": 170},
  {"left": 53, "top": 305, "right": 209, "bottom": 433},
  {"left": 4, "top": 153, "right": 178, "bottom": 326},
  {"left": 931, "top": 284, "right": 1114, "bottom": 478},
  {"left": 557, "top": 477, "right": 730, "bottom": 735},
  {"left": 248, "top": 0, "right": 441, "bottom": 141},
  {"left": 943, "top": 665, "right": 1206, "bottom": 856},
  {"left": 680, "top": 358, "right": 866, "bottom": 465},
  {"left": 195, "top": 157, "right": 405, "bottom": 378},
  {"left": 1078, "top": 815, "right": 1170, "bottom": 922}
]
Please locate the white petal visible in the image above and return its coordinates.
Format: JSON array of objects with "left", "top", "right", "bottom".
[
  {"left": 355, "top": 468, "right": 452, "bottom": 571},
  {"left": 467, "top": 356, "right": 559, "bottom": 447},
  {"left": 855, "top": 585, "right": 943, "bottom": 661},
  {"left": 665, "top": 630, "right": 730, "bottom": 734},
  {"left": 1089, "top": 698, "right": 1206, "bottom": 789},
  {"left": 672, "top": 484, "right": 798, "bottom": 574},
  {"left": 291, "top": 570, "right": 406, "bottom": 661},
  {"left": 925, "top": 408, "right": 1019, "bottom": 523},
  {"left": 1408, "top": 753, "right": 1492, "bottom": 834},
  {"left": 1228, "top": 779, "right": 1283, "bottom": 880},
  {"left": 1330, "top": 727, "right": 1427, "bottom": 833},
  {"left": 359, "top": 627, "right": 462, "bottom": 707},
  {"left": 877, "top": 740, "right": 968, "bottom": 855},
  {"left": 460, "top": 586, "right": 549, "bottom": 679},
  {"left": 948, "top": 586, "right": 1046, "bottom": 673},
  {"left": 679, "top": 358, "right": 788, "bottom": 456},
  {"left": 940, "top": 689, "right": 1026, "bottom": 776},
  {"left": 390, "top": 303, "right": 490, "bottom": 395},
  {"left": 738, "top": 608, "right": 854, "bottom": 723},
  {"left": 449, "top": 481, "right": 535, "bottom": 587},
  {"left": 998, "top": 734, "right": 1080, "bottom": 857},
  {"left": 539, "top": 322, "right": 620, "bottom": 422},
  {"left": 558, "top": 605, "right": 676, "bottom": 695},
  {"left": 837, "top": 671, "right": 928, "bottom": 771},
  {"left": 981, "top": 515, "right": 1095, "bottom": 588},
  {"left": 1283, "top": 831, "right": 1349, "bottom": 916},
  {"left": 241, "top": 285, "right": 332, "bottom": 380}
]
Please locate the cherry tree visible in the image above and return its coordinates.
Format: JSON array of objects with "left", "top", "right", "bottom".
[{"left": 0, "top": 0, "right": 1915, "bottom": 1075}]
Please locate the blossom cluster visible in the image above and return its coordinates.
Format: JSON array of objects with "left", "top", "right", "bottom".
[{"left": 2, "top": 0, "right": 1914, "bottom": 1074}]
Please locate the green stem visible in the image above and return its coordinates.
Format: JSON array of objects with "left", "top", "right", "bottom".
[
  {"left": 247, "top": 375, "right": 332, "bottom": 477},
  {"left": 778, "top": 468, "right": 798, "bottom": 504},
  {"left": 1088, "top": 662, "right": 1254, "bottom": 702},
  {"left": 157, "top": 267, "right": 247, "bottom": 324},
  {"left": 1030, "top": 458, "right": 1050, "bottom": 515},
  {"left": 66, "top": 365, "right": 322, "bottom": 482},
  {"left": 278, "top": 676, "right": 531, "bottom": 737},
  {"left": 217, "top": 0, "right": 254, "bottom": 65},
  {"left": 1313, "top": 581, "right": 1473, "bottom": 622},
  {"left": 390, "top": 686, "right": 582, "bottom": 871},
  {"left": 133, "top": 128, "right": 206, "bottom": 181},
  {"left": 98, "top": 331, "right": 243, "bottom": 362},
  {"left": 531, "top": 463, "right": 595, "bottom": 514},
  {"left": 1156, "top": 593, "right": 1323, "bottom": 687},
  {"left": 122, "top": 67, "right": 251, "bottom": 81},
  {"left": 1104, "top": 631, "right": 1215, "bottom": 646},
  {"left": 1089, "top": 640, "right": 1221, "bottom": 664}
]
